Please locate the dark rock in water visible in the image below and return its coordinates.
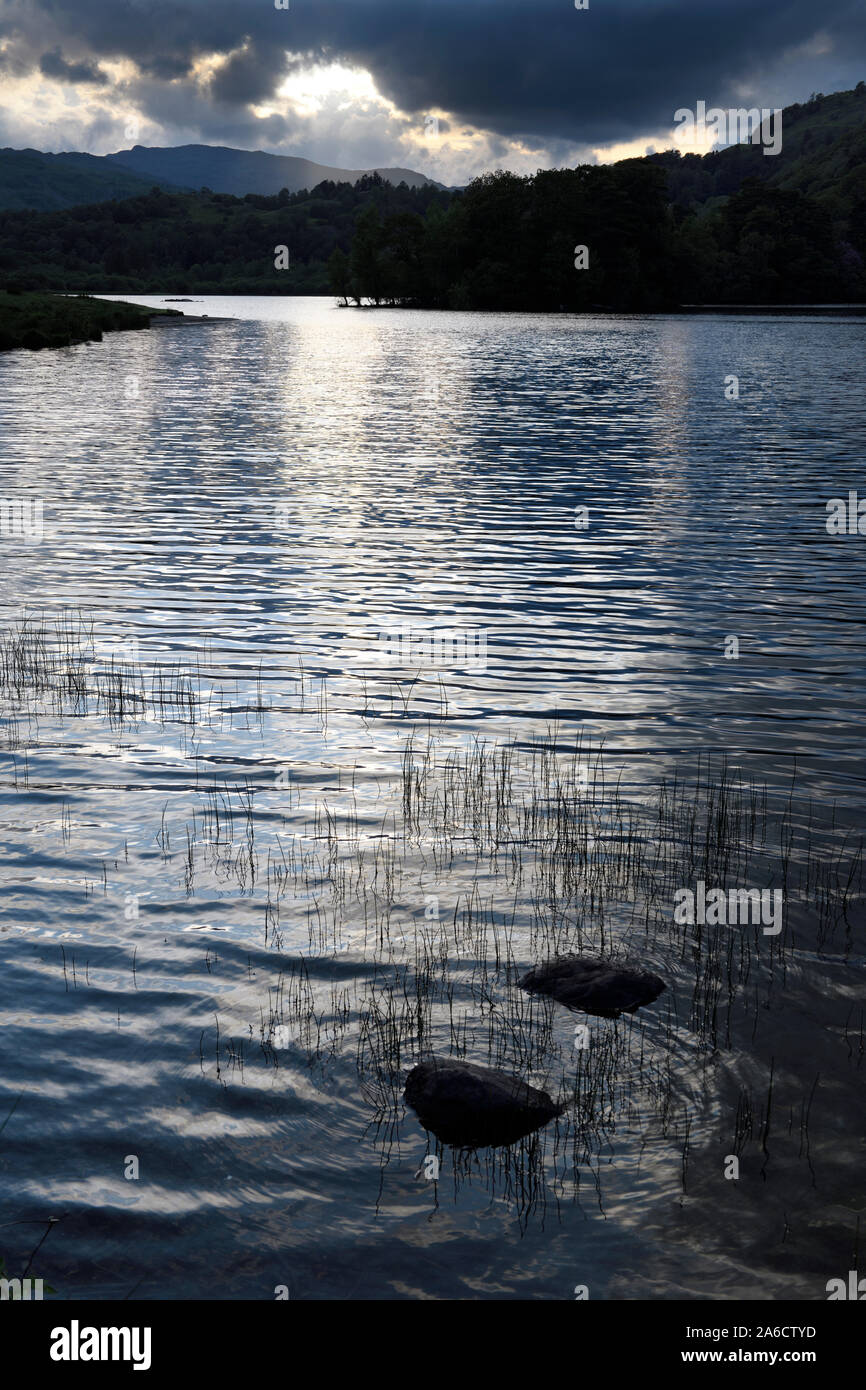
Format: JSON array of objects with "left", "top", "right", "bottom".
[
  {"left": 404, "top": 1057, "right": 563, "bottom": 1148},
  {"left": 518, "top": 955, "right": 665, "bottom": 1018}
]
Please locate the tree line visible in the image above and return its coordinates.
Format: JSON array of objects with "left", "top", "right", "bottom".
[
  {"left": 332, "top": 163, "right": 864, "bottom": 310},
  {"left": 0, "top": 149, "right": 862, "bottom": 308}
]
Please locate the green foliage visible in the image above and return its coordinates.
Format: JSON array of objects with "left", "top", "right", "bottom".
[
  {"left": 0, "top": 292, "right": 174, "bottom": 352},
  {"left": 341, "top": 156, "right": 864, "bottom": 308},
  {"left": 650, "top": 83, "right": 866, "bottom": 217},
  {"left": 714, "top": 181, "right": 848, "bottom": 302},
  {"left": 0, "top": 149, "right": 186, "bottom": 212},
  {"left": 0, "top": 177, "right": 451, "bottom": 296},
  {"left": 327, "top": 246, "right": 351, "bottom": 303}
]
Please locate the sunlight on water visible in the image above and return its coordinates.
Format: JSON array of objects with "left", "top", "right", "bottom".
[{"left": 0, "top": 299, "right": 863, "bottom": 1299}]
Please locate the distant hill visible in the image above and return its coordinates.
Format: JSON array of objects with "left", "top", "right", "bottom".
[
  {"left": 0, "top": 148, "right": 187, "bottom": 211},
  {"left": 329, "top": 81, "right": 866, "bottom": 309},
  {"left": 0, "top": 143, "right": 441, "bottom": 213},
  {"left": 105, "top": 144, "right": 440, "bottom": 196},
  {"left": 649, "top": 82, "right": 866, "bottom": 218}
]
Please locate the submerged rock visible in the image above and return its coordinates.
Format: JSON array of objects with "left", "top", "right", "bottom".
[
  {"left": 404, "top": 1057, "right": 563, "bottom": 1148},
  {"left": 518, "top": 955, "right": 665, "bottom": 1018}
]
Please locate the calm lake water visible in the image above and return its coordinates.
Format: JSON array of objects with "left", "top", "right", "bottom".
[{"left": 0, "top": 296, "right": 863, "bottom": 1300}]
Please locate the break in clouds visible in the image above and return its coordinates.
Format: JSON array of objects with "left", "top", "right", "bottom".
[{"left": 0, "top": 0, "right": 865, "bottom": 179}]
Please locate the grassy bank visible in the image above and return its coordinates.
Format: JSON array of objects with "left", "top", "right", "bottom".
[{"left": 0, "top": 291, "right": 178, "bottom": 352}]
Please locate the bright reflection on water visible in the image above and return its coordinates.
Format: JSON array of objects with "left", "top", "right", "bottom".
[{"left": 0, "top": 298, "right": 863, "bottom": 1299}]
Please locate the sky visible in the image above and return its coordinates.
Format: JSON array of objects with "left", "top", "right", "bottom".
[{"left": 0, "top": 0, "right": 864, "bottom": 183}]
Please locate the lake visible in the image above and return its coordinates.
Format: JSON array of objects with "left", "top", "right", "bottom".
[{"left": 0, "top": 296, "right": 864, "bottom": 1300}]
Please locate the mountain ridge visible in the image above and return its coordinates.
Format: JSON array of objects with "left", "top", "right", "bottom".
[
  {"left": 0, "top": 148, "right": 186, "bottom": 211},
  {"left": 0, "top": 142, "right": 441, "bottom": 212},
  {"left": 104, "top": 143, "right": 442, "bottom": 197}
]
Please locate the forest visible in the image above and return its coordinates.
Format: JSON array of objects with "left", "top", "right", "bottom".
[
  {"left": 332, "top": 165, "right": 862, "bottom": 309},
  {"left": 0, "top": 85, "right": 863, "bottom": 309}
]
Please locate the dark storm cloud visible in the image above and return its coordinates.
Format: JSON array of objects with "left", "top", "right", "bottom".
[
  {"left": 9, "top": 0, "right": 866, "bottom": 144},
  {"left": 208, "top": 41, "right": 291, "bottom": 106},
  {"left": 308, "top": 0, "right": 866, "bottom": 142},
  {"left": 38, "top": 48, "right": 108, "bottom": 85},
  {"left": 138, "top": 55, "right": 197, "bottom": 81}
]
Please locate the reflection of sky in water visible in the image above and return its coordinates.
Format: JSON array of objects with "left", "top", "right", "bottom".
[
  {"left": 2, "top": 300, "right": 863, "bottom": 790},
  {"left": 0, "top": 300, "right": 863, "bottom": 1299}
]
